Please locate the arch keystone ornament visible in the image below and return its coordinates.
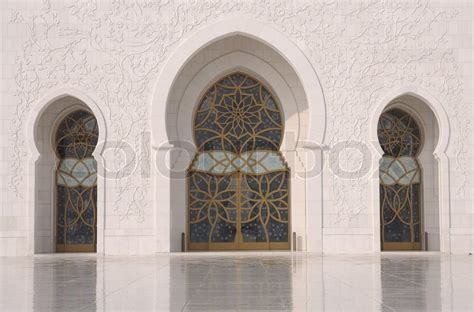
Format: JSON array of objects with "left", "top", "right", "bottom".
[{"left": 187, "top": 72, "right": 290, "bottom": 250}]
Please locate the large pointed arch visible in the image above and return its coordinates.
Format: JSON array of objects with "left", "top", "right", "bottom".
[
  {"left": 151, "top": 16, "right": 326, "bottom": 252},
  {"left": 151, "top": 16, "right": 326, "bottom": 148}
]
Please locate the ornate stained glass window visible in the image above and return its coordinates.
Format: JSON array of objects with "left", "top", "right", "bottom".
[
  {"left": 378, "top": 108, "right": 422, "bottom": 250},
  {"left": 55, "top": 110, "right": 98, "bottom": 252},
  {"left": 188, "top": 72, "right": 290, "bottom": 250}
]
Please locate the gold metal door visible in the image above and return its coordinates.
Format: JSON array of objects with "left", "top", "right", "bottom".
[
  {"left": 187, "top": 72, "right": 290, "bottom": 251},
  {"left": 188, "top": 171, "right": 290, "bottom": 250}
]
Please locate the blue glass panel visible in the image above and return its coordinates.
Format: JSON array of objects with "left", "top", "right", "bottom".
[
  {"left": 384, "top": 217, "right": 411, "bottom": 242},
  {"left": 190, "top": 222, "right": 211, "bottom": 243},
  {"left": 211, "top": 219, "right": 237, "bottom": 242},
  {"left": 241, "top": 218, "right": 266, "bottom": 242},
  {"left": 380, "top": 182, "right": 421, "bottom": 244}
]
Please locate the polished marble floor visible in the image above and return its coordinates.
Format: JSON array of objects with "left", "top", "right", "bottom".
[{"left": 0, "top": 252, "right": 473, "bottom": 311}]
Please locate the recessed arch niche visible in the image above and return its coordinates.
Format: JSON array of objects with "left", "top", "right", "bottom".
[
  {"left": 152, "top": 17, "right": 326, "bottom": 252},
  {"left": 187, "top": 71, "right": 290, "bottom": 250},
  {"left": 376, "top": 94, "right": 442, "bottom": 251},
  {"left": 26, "top": 91, "right": 106, "bottom": 254}
]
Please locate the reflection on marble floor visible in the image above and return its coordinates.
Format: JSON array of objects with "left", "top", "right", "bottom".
[{"left": 0, "top": 253, "right": 473, "bottom": 311}]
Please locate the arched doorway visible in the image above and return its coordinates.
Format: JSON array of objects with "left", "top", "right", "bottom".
[
  {"left": 378, "top": 108, "right": 423, "bottom": 250},
  {"left": 55, "top": 110, "right": 99, "bottom": 252},
  {"left": 27, "top": 91, "right": 106, "bottom": 254},
  {"left": 152, "top": 17, "right": 326, "bottom": 253},
  {"left": 187, "top": 72, "right": 290, "bottom": 250}
]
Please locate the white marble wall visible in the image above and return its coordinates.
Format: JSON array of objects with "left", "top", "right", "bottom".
[{"left": 0, "top": 0, "right": 472, "bottom": 255}]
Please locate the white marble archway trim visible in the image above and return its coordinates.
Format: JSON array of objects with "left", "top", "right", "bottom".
[{"left": 151, "top": 15, "right": 326, "bottom": 148}]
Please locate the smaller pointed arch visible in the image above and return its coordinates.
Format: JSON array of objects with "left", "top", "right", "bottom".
[
  {"left": 370, "top": 87, "right": 450, "bottom": 158},
  {"left": 27, "top": 87, "right": 107, "bottom": 160},
  {"left": 26, "top": 87, "right": 107, "bottom": 254},
  {"left": 370, "top": 87, "right": 451, "bottom": 252}
]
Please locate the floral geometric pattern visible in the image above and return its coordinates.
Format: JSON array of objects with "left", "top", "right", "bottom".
[
  {"left": 56, "top": 110, "right": 98, "bottom": 158},
  {"left": 188, "top": 72, "right": 290, "bottom": 249},
  {"left": 194, "top": 72, "right": 283, "bottom": 153},
  {"left": 55, "top": 110, "right": 98, "bottom": 252},
  {"left": 240, "top": 172, "right": 289, "bottom": 242},
  {"left": 188, "top": 173, "right": 237, "bottom": 243},
  {"left": 378, "top": 108, "right": 422, "bottom": 250},
  {"left": 378, "top": 108, "right": 421, "bottom": 157}
]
